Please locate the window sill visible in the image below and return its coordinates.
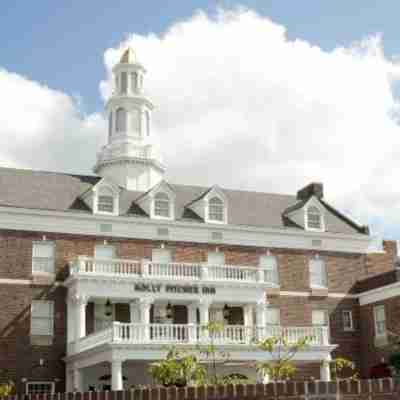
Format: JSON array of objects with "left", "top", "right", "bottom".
[
  {"left": 30, "top": 335, "right": 54, "bottom": 346},
  {"left": 31, "top": 272, "right": 55, "bottom": 285},
  {"left": 310, "top": 286, "right": 329, "bottom": 297}
]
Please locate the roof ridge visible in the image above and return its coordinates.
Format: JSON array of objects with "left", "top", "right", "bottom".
[{"left": 0, "top": 165, "right": 98, "bottom": 180}]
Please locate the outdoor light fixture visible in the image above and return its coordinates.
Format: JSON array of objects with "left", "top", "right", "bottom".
[
  {"left": 223, "top": 304, "right": 230, "bottom": 320},
  {"left": 166, "top": 302, "right": 173, "bottom": 319},
  {"left": 105, "top": 299, "right": 112, "bottom": 317}
]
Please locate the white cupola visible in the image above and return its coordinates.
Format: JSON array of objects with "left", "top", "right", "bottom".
[{"left": 93, "top": 47, "right": 165, "bottom": 192}]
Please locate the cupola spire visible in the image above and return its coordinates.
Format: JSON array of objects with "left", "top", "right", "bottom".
[{"left": 93, "top": 47, "right": 165, "bottom": 192}]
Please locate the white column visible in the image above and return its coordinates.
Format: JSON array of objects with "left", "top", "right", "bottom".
[
  {"left": 138, "top": 298, "right": 152, "bottom": 341},
  {"left": 187, "top": 303, "right": 197, "bottom": 343},
  {"left": 199, "top": 300, "right": 210, "bottom": 340},
  {"left": 129, "top": 301, "right": 140, "bottom": 323},
  {"left": 243, "top": 304, "right": 254, "bottom": 344},
  {"left": 73, "top": 367, "right": 83, "bottom": 392},
  {"left": 320, "top": 359, "right": 331, "bottom": 381},
  {"left": 72, "top": 295, "right": 87, "bottom": 340},
  {"left": 66, "top": 298, "right": 75, "bottom": 344},
  {"left": 65, "top": 368, "right": 74, "bottom": 393},
  {"left": 111, "top": 360, "right": 123, "bottom": 391},
  {"left": 256, "top": 300, "right": 267, "bottom": 340}
]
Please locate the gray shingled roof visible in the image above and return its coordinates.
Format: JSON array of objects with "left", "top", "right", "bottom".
[{"left": 0, "top": 167, "right": 365, "bottom": 235}]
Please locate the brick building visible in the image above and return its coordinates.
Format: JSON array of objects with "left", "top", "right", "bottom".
[{"left": 0, "top": 48, "right": 399, "bottom": 394}]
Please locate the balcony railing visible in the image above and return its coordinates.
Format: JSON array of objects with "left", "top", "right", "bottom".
[
  {"left": 69, "top": 257, "right": 280, "bottom": 285},
  {"left": 68, "top": 323, "right": 329, "bottom": 355}
]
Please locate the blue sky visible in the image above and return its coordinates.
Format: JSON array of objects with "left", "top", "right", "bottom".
[{"left": 1, "top": 1, "right": 399, "bottom": 113}]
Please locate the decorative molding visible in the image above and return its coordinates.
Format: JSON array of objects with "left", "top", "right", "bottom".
[{"left": 0, "top": 205, "right": 371, "bottom": 254}]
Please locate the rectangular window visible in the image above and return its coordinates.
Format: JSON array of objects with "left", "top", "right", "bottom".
[
  {"left": 259, "top": 255, "right": 279, "bottom": 284},
  {"left": 266, "top": 308, "right": 280, "bottom": 326},
  {"left": 309, "top": 258, "right": 327, "bottom": 288},
  {"left": 31, "top": 300, "right": 54, "bottom": 336},
  {"left": 98, "top": 195, "right": 114, "bottom": 213},
  {"left": 120, "top": 71, "right": 128, "bottom": 94},
  {"left": 94, "top": 245, "right": 115, "bottom": 259},
  {"left": 32, "top": 242, "right": 55, "bottom": 274},
  {"left": 207, "top": 251, "right": 225, "bottom": 265},
  {"left": 26, "top": 382, "right": 55, "bottom": 395},
  {"left": 342, "top": 310, "right": 354, "bottom": 331},
  {"left": 152, "top": 248, "right": 172, "bottom": 263},
  {"left": 312, "top": 310, "right": 328, "bottom": 326},
  {"left": 373, "top": 305, "right": 386, "bottom": 336}
]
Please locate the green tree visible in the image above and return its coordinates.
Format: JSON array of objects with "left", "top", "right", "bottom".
[
  {"left": 149, "top": 347, "right": 206, "bottom": 387},
  {"left": 257, "top": 335, "right": 311, "bottom": 381}
]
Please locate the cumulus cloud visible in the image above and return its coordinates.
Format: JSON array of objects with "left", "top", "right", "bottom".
[
  {"left": 1, "top": 7, "right": 400, "bottom": 238},
  {"left": 101, "top": 8, "right": 400, "bottom": 237},
  {"left": 0, "top": 69, "right": 105, "bottom": 174}
]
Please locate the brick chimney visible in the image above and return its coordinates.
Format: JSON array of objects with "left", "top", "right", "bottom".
[{"left": 297, "top": 182, "right": 324, "bottom": 200}]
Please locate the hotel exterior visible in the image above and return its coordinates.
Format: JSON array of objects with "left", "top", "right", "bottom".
[{"left": 0, "top": 48, "right": 399, "bottom": 394}]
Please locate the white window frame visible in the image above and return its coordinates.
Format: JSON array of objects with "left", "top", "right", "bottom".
[
  {"left": 206, "top": 196, "right": 226, "bottom": 224},
  {"left": 309, "top": 257, "right": 328, "bottom": 288},
  {"left": 26, "top": 381, "right": 55, "bottom": 395},
  {"left": 32, "top": 241, "right": 55, "bottom": 275},
  {"left": 93, "top": 184, "right": 119, "bottom": 216},
  {"left": 312, "top": 309, "right": 328, "bottom": 326},
  {"left": 373, "top": 305, "right": 386, "bottom": 337},
  {"left": 342, "top": 310, "right": 354, "bottom": 331},
  {"left": 259, "top": 255, "right": 279, "bottom": 285},
  {"left": 31, "top": 300, "right": 54, "bottom": 336},
  {"left": 152, "top": 248, "right": 172, "bottom": 264},
  {"left": 153, "top": 192, "right": 172, "bottom": 219},
  {"left": 94, "top": 244, "right": 116, "bottom": 260},
  {"left": 305, "top": 203, "right": 325, "bottom": 232}
]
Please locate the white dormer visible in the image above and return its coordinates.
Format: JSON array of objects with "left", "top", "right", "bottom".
[
  {"left": 189, "top": 186, "right": 228, "bottom": 224},
  {"left": 286, "top": 196, "right": 325, "bottom": 232},
  {"left": 82, "top": 177, "right": 120, "bottom": 216},
  {"left": 136, "top": 181, "right": 176, "bottom": 220}
]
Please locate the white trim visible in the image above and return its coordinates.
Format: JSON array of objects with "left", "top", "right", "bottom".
[
  {"left": 359, "top": 281, "right": 400, "bottom": 305},
  {"left": 0, "top": 278, "right": 31, "bottom": 285},
  {"left": 0, "top": 206, "right": 371, "bottom": 254},
  {"left": 304, "top": 197, "right": 325, "bottom": 232},
  {"left": 342, "top": 310, "right": 354, "bottom": 331}
]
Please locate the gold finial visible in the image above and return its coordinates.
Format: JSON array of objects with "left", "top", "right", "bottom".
[{"left": 120, "top": 47, "right": 136, "bottom": 64}]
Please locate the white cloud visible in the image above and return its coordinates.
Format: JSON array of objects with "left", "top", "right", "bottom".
[
  {"left": 1, "top": 7, "right": 400, "bottom": 238},
  {"left": 101, "top": 8, "right": 400, "bottom": 237}
]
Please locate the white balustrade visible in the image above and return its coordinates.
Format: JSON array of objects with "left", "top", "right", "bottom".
[
  {"left": 69, "top": 257, "right": 279, "bottom": 285},
  {"left": 67, "top": 323, "right": 328, "bottom": 355}
]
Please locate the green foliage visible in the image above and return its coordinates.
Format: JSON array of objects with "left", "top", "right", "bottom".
[
  {"left": 389, "top": 352, "right": 400, "bottom": 374},
  {"left": 257, "top": 335, "right": 312, "bottom": 381},
  {"left": 330, "top": 357, "right": 358, "bottom": 381},
  {"left": 149, "top": 347, "right": 206, "bottom": 387},
  {"left": 0, "top": 381, "right": 15, "bottom": 397}
]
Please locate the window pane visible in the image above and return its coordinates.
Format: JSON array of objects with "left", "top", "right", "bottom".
[
  {"left": 120, "top": 72, "right": 127, "bottom": 94},
  {"left": 207, "top": 252, "right": 225, "bottom": 265},
  {"left": 310, "top": 259, "right": 327, "bottom": 287},
  {"left": 312, "top": 310, "right": 327, "bottom": 326},
  {"left": 152, "top": 249, "right": 172, "bottom": 263},
  {"left": 343, "top": 311, "right": 353, "bottom": 330},
  {"left": 32, "top": 243, "right": 55, "bottom": 274},
  {"left": 130, "top": 72, "right": 137, "bottom": 92},
  {"left": 208, "top": 197, "right": 224, "bottom": 221},
  {"left": 98, "top": 195, "right": 114, "bottom": 213},
  {"left": 307, "top": 206, "right": 322, "bottom": 229},
  {"left": 266, "top": 308, "right": 280, "bottom": 325},
  {"left": 116, "top": 108, "right": 127, "bottom": 132},
  {"left": 154, "top": 193, "right": 170, "bottom": 217},
  {"left": 95, "top": 245, "right": 115, "bottom": 259},
  {"left": 31, "top": 301, "right": 54, "bottom": 335}
]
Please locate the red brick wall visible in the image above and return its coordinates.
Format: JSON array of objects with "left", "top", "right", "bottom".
[
  {"left": 0, "top": 229, "right": 395, "bottom": 391},
  {"left": 364, "top": 241, "right": 397, "bottom": 278},
  {"left": 360, "top": 296, "right": 400, "bottom": 378}
]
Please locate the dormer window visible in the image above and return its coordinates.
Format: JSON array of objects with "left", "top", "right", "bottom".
[
  {"left": 93, "top": 182, "right": 119, "bottom": 216},
  {"left": 154, "top": 192, "right": 171, "bottom": 218},
  {"left": 98, "top": 194, "right": 114, "bottom": 213},
  {"left": 208, "top": 197, "right": 224, "bottom": 222},
  {"left": 306, "top": 205, "right": 324, "bottom": 231}
]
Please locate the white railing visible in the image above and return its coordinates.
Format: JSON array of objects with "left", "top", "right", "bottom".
[
  {"left": 32, "top": 257, "right": 55, "bottom": 274},
  {"left": 68, "top": 323, "right": 329, "bottom": 355},
  {"left": 69, "top": 257, "right": 279, "bottom": 285}
]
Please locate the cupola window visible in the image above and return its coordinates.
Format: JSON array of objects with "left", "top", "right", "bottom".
[
  {"left": 115, "top": 107, "right": 127, "bottom": 132},
  {"left": 307, "top": 206, "right": 323, "bottom": 230},
  {"left": 154, "top": 192, "right": 170, "bottom": 218},
  {"left": 120, "top": 71, "right": 128, "bottom": 95},
  {"left": 208, "top": 196, "right": 224, "bottom": 222},
  {"left": 131, "top": 72, "right": 138, "bottom": 93}
]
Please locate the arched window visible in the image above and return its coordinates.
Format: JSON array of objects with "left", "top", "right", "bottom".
[
  {"left": 130, "top": 72, "right": 138, "bottom": 93},
  {"left": 115, "top": 108, "right": 127, "bottom": 132},
  {"left": 129, "top": 109, "right": 140, "bottom": 133},
  {"left": 154, "top": 192, "right": 170, "bottom": 218},
  {"left": 120, "top": 72, "right": 128, "bottom": 95},
  {"left": 208, "top": 197, "right": 224, "bottom": 222},
  {"left": 307, "top": 206, "right": 323, "bottom": 230},
  {"left": 108, "top": 112, "right": 113, "bottom": 141},
  {"left": 97, "top": 187, "right": 114, "bottom": 213}
]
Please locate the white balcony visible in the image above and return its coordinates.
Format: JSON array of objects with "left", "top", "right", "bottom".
[
  {"left": 69, "top": 256, "right": 279, "bottom": 285},
  {"left": 67, "top": 323, "right": 329, "bottom": 355}
]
